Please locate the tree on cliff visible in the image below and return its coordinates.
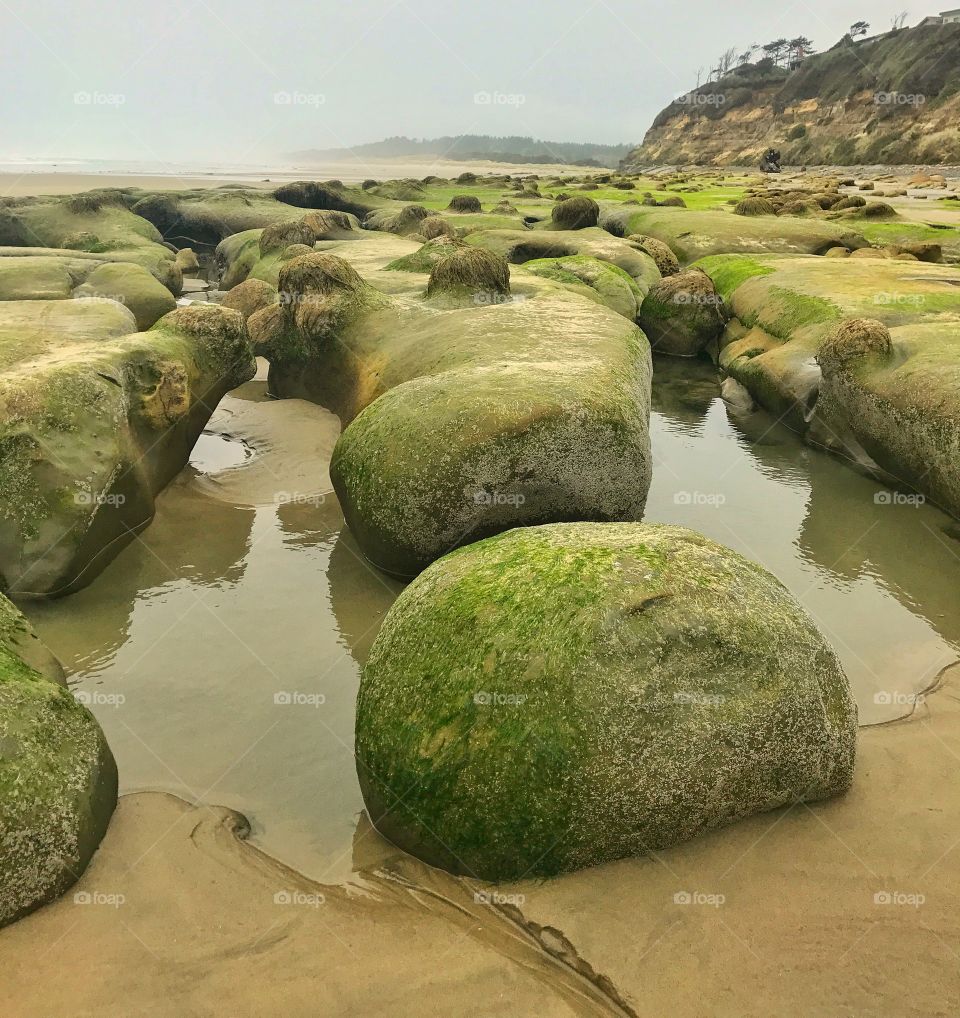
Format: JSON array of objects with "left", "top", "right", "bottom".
[{"left": 850, "top": 20, "right": 870, "bottom": 38}]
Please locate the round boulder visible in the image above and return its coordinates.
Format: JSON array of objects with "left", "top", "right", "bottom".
[
  {"left": 638, "top": 269, "right": 726, "bottom": 357},
  {"left": 628, "top": 234, "right": 680, "bottom": 276},
  {"left": 551, "top": 196, "right": 600, "bottom": 230},
  {"left": 734, "top": 197, "right": 777, "bottom": 216},
  {"left": 818, "top": 318, "right": 892, "bottom": 377},
  {"left": 426, "top": 246, "right": 510, "bottom": 301},
  {"left": 357, "top": 523, "right": 857, "bottom": 880},
  {"left": 447, "top": 195, "right": 482, "bottom": 214},
  {"left": 1, "top": 627, "right": 118, "bottom": 926}
]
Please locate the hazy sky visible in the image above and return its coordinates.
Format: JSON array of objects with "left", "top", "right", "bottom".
[{"left": 0, "top": 0, "right": 939, "bottom": 164}]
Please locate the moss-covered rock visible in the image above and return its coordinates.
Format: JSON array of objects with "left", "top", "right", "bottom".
[
  {"left": 698, "top": 253, "right": 960, "bottom": 515},
  {"left": 600, "top": 206, "right": 868, "bottom": 263},
  {"left": 363, "top": 204, "right": 430, "bottom": 236},
  {"left": 627, "top": 234, "right": 680, "bottom": 277},
  {"left": 71, "top": 262, "right": 177, "bottom": 330},
  {"left": 465, "top": 228, "right": 661, "bottom": 296},
  {"left": 0, "top": 302, "right": 255, "bottom": 595},
  {"left": 522, "top": 254, "right": 644, "bottom": 320},
  {"left": 222, "top": 278, "right": 278, "bottom": 320},
  {"left": 548, "top": 196, "right": 600, "bottom": 230},
  {"left": 0, "top": 252, "right": 175, "bottom": 330},
  {"left": 446, "top": 195, "right": 482, "bottom": 214},
  {"left": 260, "top": 254, "right": 652, "bottom": 577},
  {"left": 356, "top": 522, "right": 857, "bottom": 880},
  {"left": 638, "top": 269, "right": 727, "bottom": 357},
  {"left": 418, "top": 216, "right": 456, "bottom": 240},
  {"left": 0, "top": 593, "right": 117, "bottom": 925},
  {"left": 0, "top": 194, "right": 180, "bottom": 293},
  {"left": 735, "top": 197, "right": 778, "bottom": 216},
  {"left": 425, "top": 247, "right": 510, "bottom": 303},
  {"left": 175, "top": 248, "right": 200, "bottom": 272}
]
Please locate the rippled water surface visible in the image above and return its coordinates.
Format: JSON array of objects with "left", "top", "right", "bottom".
[{"left": 20, "top": 357, "right": 960, "bottom": 880}]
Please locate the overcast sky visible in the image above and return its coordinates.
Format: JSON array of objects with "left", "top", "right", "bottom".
[{"left": 0, "top": 0, "right": 939, "bottom": 164}]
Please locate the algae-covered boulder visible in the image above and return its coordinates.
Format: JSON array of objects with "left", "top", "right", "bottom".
[
  {"left": 0, "top": 302, "right": 255, "bottom": 595},
  {"left": 638, "top": 269, "right": 727, "bottom": 356},
  {"left": 71, "top": 262, "right": 177, "bottom": 330},
  {"left": 363, "top": 204, "right": 430, "bottom": 236},
  {"left": 259, "top": 254, "right": 653, "bottom": 576},
  {"left": 447, "top": 195, "right": 482, "bottom": 214},
  {"left": 0, "top": 194, "right": 180, "bottom": 292},
  {"left": 522, "top": 254, "right": 644, "bottom": 320},
  {"left": 550, "top": 196, "right": 600, "bottom": 230},
  {"left": 417, "top": 216, "right": 456, "bottom": 240},
  {"left": 222, "top": 277, "right": 278, "bottom": 320},
  {"left": 628, "top": 235, "right": 680, "bottom": 277},
  {"left": 0, "top": 253, "right": 176, "bottom": 330},
  {"left": 465, "top": 228, "right": 661, "bottom": 296},
  {"left": 357, "top": 522, "right": 857, "bottom": 880},
  {"left": 425, "top": 247, "right": 510, "bottom": 303},
  {"left": 175, "top": 247, "right": 200, "bottom": 272},
  {"left": 734, "top": 197, "right": 777, "bottom": 217},
  {"left": 0, "top": 594, "right": 117, "bottom": 926}
]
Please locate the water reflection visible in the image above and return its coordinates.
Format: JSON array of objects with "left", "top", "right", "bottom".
[
  {"left": 647, "top": 357, "right": 960, "bottom": 724},
  {"left": 18, "top": 356, "right": 960, "bottom": 891},
  {"left": 21, "top": 393, "right": 401, "bottom": 884}
]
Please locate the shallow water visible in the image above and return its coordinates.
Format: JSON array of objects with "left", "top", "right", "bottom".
[{"left": 20, "top": 356, "right": 960, "bottom": 881}]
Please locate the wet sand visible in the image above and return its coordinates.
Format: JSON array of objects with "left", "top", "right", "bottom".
[{"left": 4, "top": 669, "right": 958, "bottom": 1017}]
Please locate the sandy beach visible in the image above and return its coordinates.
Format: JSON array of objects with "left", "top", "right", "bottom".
[
  {"left": 0, "top": 158, "right": 615, "bottom": 199},
  {"left": 4, "top": 665, "right": 957, "bottom": 1017}
]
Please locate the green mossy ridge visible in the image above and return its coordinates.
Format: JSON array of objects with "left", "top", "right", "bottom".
[
  {"left": 385, "top": 238, "right": 465, "bottom": 273},
  {"left": 357, "top": 521, "right": 857, "bottom": 880},
  {"left": 521, "top": 255, "right": 643, "bottom": 319},
  {"left": 599, "top": 206, "right": 868, "bottom": 264},
  {"left": 695, "top": 254, "right": 777, "bottom": 301}
]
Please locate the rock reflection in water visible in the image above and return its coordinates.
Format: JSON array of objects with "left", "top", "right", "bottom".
[
  {"left": 21, "top": 391, "right": 402, "bottom": 884},
  {"left": 647, "top": 356, "right": 960, "bottom": 724}
]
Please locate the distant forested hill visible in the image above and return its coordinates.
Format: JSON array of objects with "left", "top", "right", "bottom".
[{"left": 288, "top": 135, "right": 631, "bottom": 166}]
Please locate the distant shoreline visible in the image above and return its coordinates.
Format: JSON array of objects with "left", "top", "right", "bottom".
[{"left": 0, "top": 157, "right": 616, "bottom": 198}]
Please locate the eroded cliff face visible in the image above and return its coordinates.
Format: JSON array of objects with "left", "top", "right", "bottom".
[{"left": 624, "top": 24, "right": 960, "bottom": 168}]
